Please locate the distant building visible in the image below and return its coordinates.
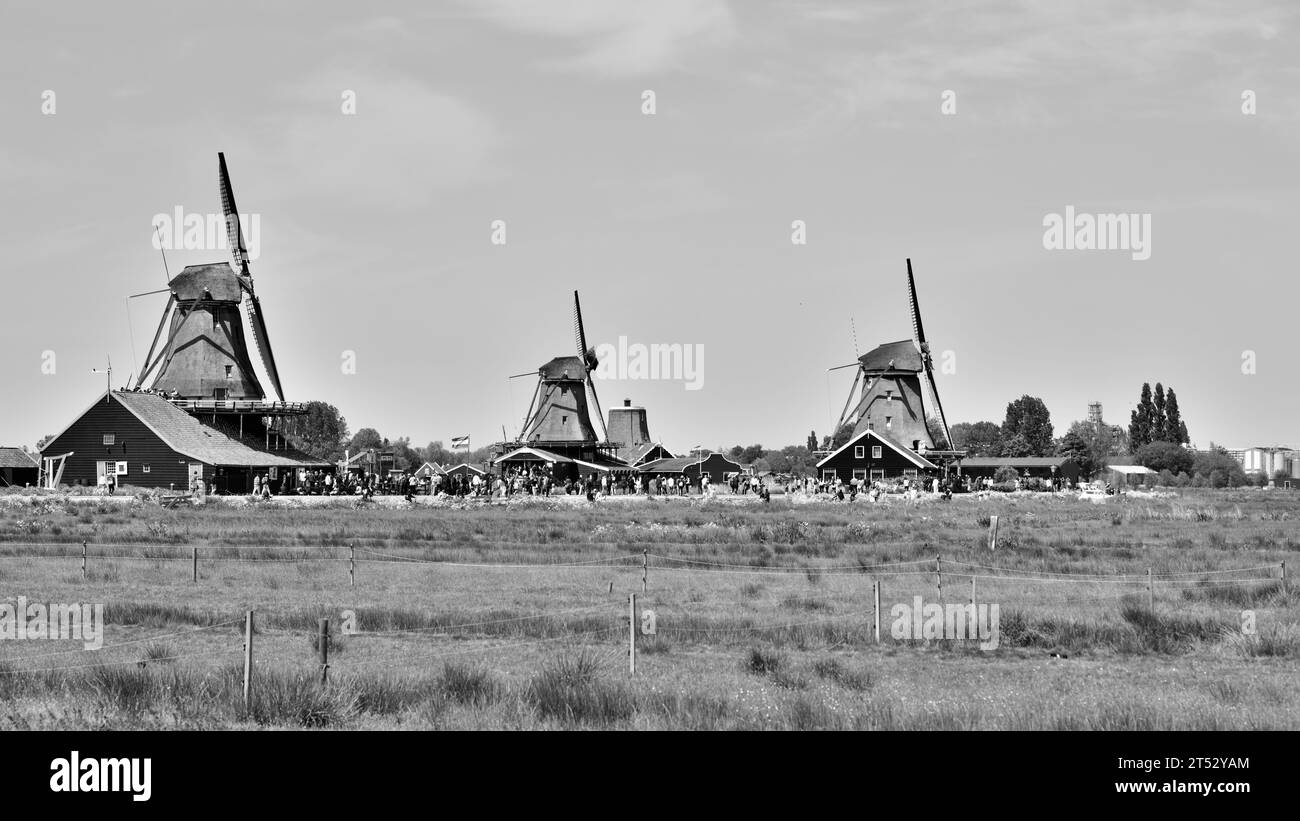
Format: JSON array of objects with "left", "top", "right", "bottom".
[
  {"left": 443, "top": 463, "right": 486, "bottom": 479},
  {"left": 639, "top": 453, "right": 744, "bottom": 485},
  {"left": 1088, "top": 402, "right": 1103, "bottom": 424},
  {"left": 1232, "top": 446, "right": 1297, "bottom": 478},
  {"left": 0, "top": 447, "right": 39, "bottom": 488},
  {"left": 1105, "top": 463, "right": 1157, "bottom": 488}
]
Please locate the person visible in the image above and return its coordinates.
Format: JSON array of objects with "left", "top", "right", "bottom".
[{"left": 106, "top": 472, "right": 116, "bottom": 495}]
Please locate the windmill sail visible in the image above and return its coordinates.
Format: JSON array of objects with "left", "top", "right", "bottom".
[
  {"left": 573, "top": 290, "right": 609, "bottom": 442},
  {"left": 219, "top": 153, "right": 284, "bottom": 402},
  {"left": 906, "top": 259, "right": 951, "bottom": 449}
]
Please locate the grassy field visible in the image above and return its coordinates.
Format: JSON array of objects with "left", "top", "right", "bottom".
[{"left": 0, "top": 487, "right": 1296, "bottom": 729}]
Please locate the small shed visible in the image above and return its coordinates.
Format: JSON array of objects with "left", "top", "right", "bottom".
[{"left": 0, "top": 448, "right": 39, "bottom": 487}]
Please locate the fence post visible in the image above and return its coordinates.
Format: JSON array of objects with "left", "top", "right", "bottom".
[
  {"left": 243, "top": 610, "right": 254, "bottom": 711},
  {"left": 873, "top": 579, "right": 881, "bottom": 644},
  {"left": 936, "top": 555, "right": 943, "bottom": 603},
  {"left": 971, "top": 575, "right": 976, "bottom": 606},
  {"left": 319, "top": 618, "right": 330, "bottom": 685},
  {"left": 1147, "top": 567, "right": 1154, "bottom": 611},
  {"left": 642, "top": 549, "right": 648, "bottom": 593},
  {"left": 81, "top": 540, "right": 87, "bottom": 581},
  {"left": 988, "top": 516, "right": 999, "bottom": 551},
  {"left": 349, "top": 543, "right": 355, "bottom": 588},
  {"left": 628, "top": 593, "right": 637, "bottom": 675},
  {"left": 1282, "top": 561, "right": 1287, "bottom": 596},
  {"left": 192, "top": 546, "right": 198, "bottom": 583}
]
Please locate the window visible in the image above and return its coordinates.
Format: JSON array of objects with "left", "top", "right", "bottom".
[
  {"left": 102, "top": 434, "right": 115, "bottom": 446},
  {"left": 854, "top": 445, "right": 865, "bottom": 459},
  {"left": 871, "top": 446, "right": 882, "bottom": 459},
  {"left": 867, "top": 420, "right": 874, "bottom": 430},
  {"left": 224, "top": 365, "right": 233, "bottom": 379},
  {"left": 142, "top": 464, "right": 151, "bottom": 474},
  {"left": 886, "top": 416, "right": 892, "bottom": 430},
  {"left": 115, "top": 461, "right": 128, "bottom": 475},
  {"left": 912, "top": 439, "right": 921, "bottom": 451},
  {"left": 852, "top": 469, "right": 867, "bottom": 481},
  {"left": 213, "top": 388, "right": 228, "bottom": 399},
  {"left": 903, "top": 468, "right": 918, "bottom": 478},
  {"left": 870, "top": 469, "right": 884, "bottom": 481},
  {"left": 822, "top": 470, "right": 837, "bottom": 482}
]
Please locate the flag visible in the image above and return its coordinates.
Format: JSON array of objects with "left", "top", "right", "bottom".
[{"left": 451, "top": 435, "right": 470, "bottom": 453}]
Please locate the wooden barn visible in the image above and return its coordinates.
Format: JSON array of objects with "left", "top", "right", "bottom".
[
  {"left": 638, "top": 453, "right": 744, "bottom": 486},
  {"left": 39, "top": 390, "right": 328, "bottom": 493},
  {"left": 815, "top": 429, "right": 938, "bottom": 484},
  {"left": 0, "top": 447, "right": 39, "bottom": 488},
  {"left": 443, "top": 463, "right": 486, "bottom": 479}
]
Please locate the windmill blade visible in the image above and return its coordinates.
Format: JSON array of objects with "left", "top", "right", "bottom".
[
  {"left": 572, "top": 290, "right": 591, "bottom": 365},
  {"left": 586, "top": 374, "right": 610, "bottom": 443},
  {"left": 244, "top": 293, "right": 285, "bottom": 402},
  {"left": 925, "top": 365, "right": 952, "bottom": 449},
  {"left": 518, "top": 378, "right": 541, "bottom": 440},
  {"left": 218, "top": 152, "right": 251, "bottom": 276},
  {"left": 906, "top": 259, "right": 952, "bottom": 448}
]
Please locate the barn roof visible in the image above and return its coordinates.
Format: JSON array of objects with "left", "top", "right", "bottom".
[
  {"left": 0, "top": 447, "right": 39, "bottom": 469},
  {"left": 616, "top": 442, "right": 672, "bottom": 466},
  {"left": 858, "top": 340, "right": 923, "bottom": 373},
  {"left": 109, "top": 391, "right": 327, "bottom": 468},
  {"left": 169, "top": 263, "right": 248, "bottom": 302}
]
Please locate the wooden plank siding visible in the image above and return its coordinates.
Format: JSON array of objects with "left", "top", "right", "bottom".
[{"left": 41, "top": 395, "right": 194, "bottom": 490}]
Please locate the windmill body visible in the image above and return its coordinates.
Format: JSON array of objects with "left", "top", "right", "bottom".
[
  {"left": 521, "top": 356, "right": 601, "bottom": 443},
  {"left": 147, "top": 263, "right": 267, "bottom": 400}
]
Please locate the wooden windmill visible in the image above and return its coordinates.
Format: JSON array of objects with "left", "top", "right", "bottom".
[
  {"left": 512, "top": 291, "right": 610, "bottom": 446},
  {"left": 829, "top": 259, "right": 954, "bottom": 454},
  {"left": 134, "top": 153, "right": 284, "bottom": 403}
]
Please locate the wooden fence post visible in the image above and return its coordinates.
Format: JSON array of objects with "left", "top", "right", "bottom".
[
  {"left": 349, "top": 543, "right": 355, "bottom": 588},
  {"left": 81, "top": 540, "right": 87, "bottom": 581},
  {"left": 988, "top": 516, "right": 999, "bottom": 551},
  {"left": 1147, "top": 567, "right": 1154, "bottom": 611},
  {"left": 628, "top": 593, "right": 637, "bottom": 675},
  {"left": 1281, "top": 561, "right": 1287, "bottom": 596},
  {"left": 192, "top": 546, "right": 198, "bottom": 583},
  {"left": 243, "top": 610, "right": 254, "bottom": 711},
  {"left": 936, "top": 555, "right": 943, "bottom": 603},
  {"left": 319, "top": 618, "right": 330, "bottom": 685},
  {"left": 642, "top": 549, "right": 648, "bottom": 593},
  {"left": 873, "top": 579, "right": 881, "bottom": 644},
  {"left": 970, "top": 576, "right": 976, "bottom": 606}
]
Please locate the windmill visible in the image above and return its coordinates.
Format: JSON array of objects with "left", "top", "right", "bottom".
[
  {"left": 134, "top": 153, "right": 284, "bottom": 403},
  {"left": 511, "top": 291, "right": 610, "bottom": 446},
  {"left": 828, "top": 259, "right": 954, "bottom": 455}
]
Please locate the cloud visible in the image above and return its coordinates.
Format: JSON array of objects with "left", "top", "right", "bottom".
[{"left": 464, "top": 0, "right": 737, "bottom": 75}]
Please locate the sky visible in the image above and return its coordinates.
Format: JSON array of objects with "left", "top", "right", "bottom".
[{"left": 2, "top": 0, "right": 1298, "bottom": 455}]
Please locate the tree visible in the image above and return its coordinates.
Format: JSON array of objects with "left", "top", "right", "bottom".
[
  {"left": 728, "top": 445, "right": 744, "bottom": 460},
  {"left": 1129, "top": 382, "right": 1154, "bottom": 452},
  {"left": 422, "top": 441, "right": 453, "bottom": 466},
  {"left": 950, "top": 421, "right": 1002, "bottom": 456},
  {"left": 282, "top": 402, "right": 349, "bottom": 461},
  {"left": 993, "top": 465, "right": 1020, "bottom": 484},
  {"left": 1165, "top": 389, "right": 1188, "bottom": 445},
  {"left": 1191, "top": 448, "right": 1248, "bottom": 488},
  {"left": 1135, "top": 440, "right": 1194, "bottom": 475},
  {"left": 739, "top": 444, "right": 765, "bottom": 464},
  {"left": 1055, "top": 428, "right": 1097, "bottom": 478},
  {"left": 35, "top": 434, "right": 54, "bottom": 452},
  {"left": 994, "top": 433, "right": 1034, "bottom": 458},
  {"left": 1152, "top": 383, "right": 1167, "bottom": 443},
  {"left": 1002, "top": 396, "right": 1053, "bottom": 456},
  {"left": 348, "top": 427, "right": 384, "bottom": 453}
]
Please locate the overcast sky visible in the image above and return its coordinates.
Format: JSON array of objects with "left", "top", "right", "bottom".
[{"left": 2, "top": 1, "right": 1297, "bottom": 455}]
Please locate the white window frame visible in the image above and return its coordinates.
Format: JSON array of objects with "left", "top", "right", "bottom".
[
  {"left": 903, "top": 468, "right": 917, "bottom": 478},
  {"left": 854, "top": 445, "right": 865, "bottom": 459},
  {"left": 142, "top": 464, "right": 151, "bottom": 474},
  {"left": 871, "top": 446, "right": 882, "bottom": 459},
  {"left": 821, "top": 470, "right": 837, "bottom": 482},
  {"left": 852, "top": 469, "right": 867, "bottom": 481},
  {"left": 102, "top": 434, "right": 115, "bottom": 446},
  {"left": 115, "top": 461, "right": 128, "bottom": 476},
  {"left": 870, "top": 469, "right": 884, "bottom": 481}
]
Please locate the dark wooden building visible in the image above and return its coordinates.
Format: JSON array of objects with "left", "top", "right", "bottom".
[
  {"left": 40, "top": 390, "right": 328, "bottom": 493},
  {"left": 815, "top": 429, "right": 939, "bottom": 483},
  {"left": 638, "top": 453, "right": 744, "bottom": 486},
  {"left": 0, "top": 447, "right": 39, "bottom": 488}
]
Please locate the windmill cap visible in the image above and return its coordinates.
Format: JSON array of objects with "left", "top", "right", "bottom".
[
  {"left": 169, "top": 263, "right": 245, "bottom": 302},
  {"left": 858, "top": 340, "right": 923, "bottom": 372}
]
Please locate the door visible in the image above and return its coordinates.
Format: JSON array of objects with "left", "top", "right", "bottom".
[
  {"left": 96, "top": 461, "right": 110, "bottom": 486},
  {"left": 188, "top": 463, "right": 204, "bottom": 490}
]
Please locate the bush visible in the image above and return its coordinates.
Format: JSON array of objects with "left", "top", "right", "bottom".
[{"left": 992, "top": 466, "right": 1020, "bottom": 484}]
